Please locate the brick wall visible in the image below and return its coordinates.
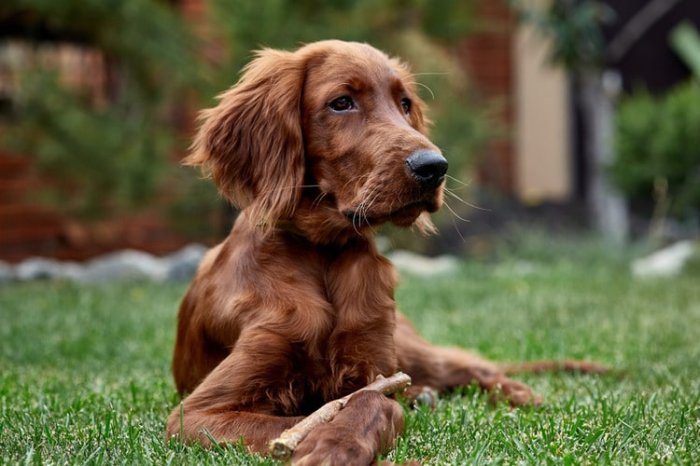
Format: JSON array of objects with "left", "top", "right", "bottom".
[
  {"left": 0, "top": 154, "right": 63, "bottom": 262},
  {"left": 0, "top": 152, "right": 191, "bottom": 263},
  {"left": 459, "top": 0, "right": 516, "bottom": 195}
]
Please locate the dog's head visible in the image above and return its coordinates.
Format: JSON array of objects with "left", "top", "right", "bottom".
[{"left": 187, "top": 40, "right": 446, "bottom": 240}]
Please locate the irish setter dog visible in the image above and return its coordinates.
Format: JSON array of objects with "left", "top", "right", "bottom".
[{"left": 167, "top": 40, "right": 605, "bottom": 465}]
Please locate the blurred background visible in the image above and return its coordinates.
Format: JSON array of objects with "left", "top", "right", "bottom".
[{"left": 1, "top": 0, "right": 699, "bottom": 263}]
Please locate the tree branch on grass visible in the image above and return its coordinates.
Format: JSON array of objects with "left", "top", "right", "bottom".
[{"left": 269, "top": 372, "right": 412, "bottom": 461}]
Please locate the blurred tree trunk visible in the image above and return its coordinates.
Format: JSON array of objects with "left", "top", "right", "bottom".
[{"left": 578, "top": 69, "right": 627, "bottom": 243}]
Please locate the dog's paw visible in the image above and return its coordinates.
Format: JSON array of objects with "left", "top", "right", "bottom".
[
  {"left": 293, "top": 436, "right": 374, "bottom": 466},
  {"left": 490, "top": 378, "right": 542, "bottom": 407},
  {"left": 292, "top": 391, "right": 404, "bottom": 466},
  {"left": 401, "top": 385, "right": 438, "bottom": 409}
]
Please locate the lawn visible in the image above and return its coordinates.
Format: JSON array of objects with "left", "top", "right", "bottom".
[{"left": 1, "top": 235, "right": 699, "bottom": 464}]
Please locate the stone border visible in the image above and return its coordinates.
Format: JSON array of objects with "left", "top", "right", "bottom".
[
  {"left": 0, "top": 245, "right": 463, "bottom": 284},
  {"left": 0, "top": 244, "right": 207, "bottom": 284}
]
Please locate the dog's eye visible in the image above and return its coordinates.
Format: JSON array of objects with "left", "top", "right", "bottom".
[
  {"left": 401, "top": 98, "right": 412, "bottom": 114},
  {"left": 329, "top": 96, "right": 355, "bottom": 112}
]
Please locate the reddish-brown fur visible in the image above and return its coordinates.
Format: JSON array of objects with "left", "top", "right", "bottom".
[{"left": 167, "top": 40, "right": 606, "bottom": 465}]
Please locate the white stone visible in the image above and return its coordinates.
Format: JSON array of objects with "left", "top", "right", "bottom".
[
  {"left": 15, "top": 257, "right": 67, "bottom": 281},
  {"left": 387, "top": 250, "right": 459, "bottom": 277},
  {"left": 631, "top": 240, "right": 696, "bottom": 278},
  {"left": 79, "top": 250, "right": 168, "bottom": 283},
  {"left": 0, "top": 261, "right": 15, "bottom": 283},
  {"left": 163, "top": 244, "right": 207, "bottom": 281}
]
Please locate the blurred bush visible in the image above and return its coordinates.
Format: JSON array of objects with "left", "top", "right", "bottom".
[
  {"left": 510, "top": 0, "right": 613, "bottom": 71},
  {"left": 1, "top": 0, "right": 208, "bottom": 218},
  {"left": 610, "top": 81, "right": 700, "bottom": 219},
  {"left": 611, "top": 22, "right": 700, "bottom": 228},
  {"left": 1, "top": 0, "right": 492, "bottom": 242}
]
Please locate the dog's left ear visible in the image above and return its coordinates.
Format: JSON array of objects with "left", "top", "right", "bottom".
[{"left": 186, "top": 49, "right": 305, "bottom": 231}]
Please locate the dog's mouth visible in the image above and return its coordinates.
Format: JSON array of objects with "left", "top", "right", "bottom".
[{"left": 343, "top": 198, "right": 439, "bottom": 228}]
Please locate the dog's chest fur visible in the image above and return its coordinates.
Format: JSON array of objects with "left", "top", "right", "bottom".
[{"left": 200, "top": 227, "right": 399, "bottom": 413}]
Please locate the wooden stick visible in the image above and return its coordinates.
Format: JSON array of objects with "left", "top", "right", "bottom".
[{"left": 269, "top": 372, "right": 412, "bottom": 460}]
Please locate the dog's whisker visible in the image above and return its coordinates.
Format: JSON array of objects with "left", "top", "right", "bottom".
[
  {"left": 339, "top": 174, "right": 370, "bottom": 202},
  {"left": 356, "top": 184, "right": 379, "bottom": 227},
  {"left": 443, "top": 199, "right": 470, "bottom": 222},
  {"left": 311, "top": 191, "right": 328, "bottom": 209},
  {"left": 327, "top": 82, "right": 357, "bottom": 97},
  {"left": 444, "top": 188, "right": 490, "bottom": 212},
  {"left": 445, "top": 174, "right": 473, "bottom": 187},
  {"left": 444, "top": 174, "right": 476, "bottom": 192},
  {"left": 357, "top": 201, "right": 366, "bottom": 228},
  {"left": 445, "top": 183, "right": 472, "bottom": 192},
  {"left": 357, "top": 190, "right": 370, "bottom": 222},
  {"left": 361, "top": 186, "right": 379, "bottom": 222},
  {"left": 362, "top": 189, "right": 382, "bottom": 234},
  {"left": 411, "top": 72, "right": 450, "bottom": 76},
  {"left": 408, "top": 81, "right": 435, "bottom": 100},
  {"left": 351, "top": 202, "right": 363, "bottom": 235},
  {"left": 451, "top": 215, "right": 467, "bottom": 243},
  {"left": 354, "top": 214, "right": 364, "bottom": 235}
]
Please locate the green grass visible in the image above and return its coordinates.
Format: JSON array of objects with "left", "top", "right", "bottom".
[{"left": 1, "top": 237, "right": 699, "bottom": 464}]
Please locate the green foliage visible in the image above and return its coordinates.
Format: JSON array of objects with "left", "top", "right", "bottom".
[
  {"left": 670, "top": 22, "right": 700, "bottom": 80},
  {"left": 610, "top": 82, "right": 700, "bottom": 218},
  {"left": 511, "top": 0, "right": 614, "bottom": 71},
  {"left": 1, "top": 0, "right": 205, "bottom": 217},
  {"left": 207, "top": 0, "right": 478, "bottom": 68},
  {"left": 8, "top": 72, "right": 172, "bottom": 216},
  {"left": 1, "top": 240, "right": 699, "bottom": 463},
  {"left": 0, "top": 0, "right": 204, "bottom": 97}
]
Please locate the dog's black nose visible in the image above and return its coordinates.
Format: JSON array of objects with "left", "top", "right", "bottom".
[{"left": 405, "top": 150, "right": 448, "bottom": 188}]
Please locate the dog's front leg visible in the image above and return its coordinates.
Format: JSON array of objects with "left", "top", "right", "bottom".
[{"left": 166, "top": 329, "right": 305, "bottom": 452}]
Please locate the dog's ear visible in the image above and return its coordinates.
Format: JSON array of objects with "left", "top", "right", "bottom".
[{"left": 186, "top": 49, "right": 305, "bottom": 230}]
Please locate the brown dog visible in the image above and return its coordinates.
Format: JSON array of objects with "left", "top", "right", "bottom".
[{"left": 167, "top": 40, "right": 605, "bottom": 464}]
